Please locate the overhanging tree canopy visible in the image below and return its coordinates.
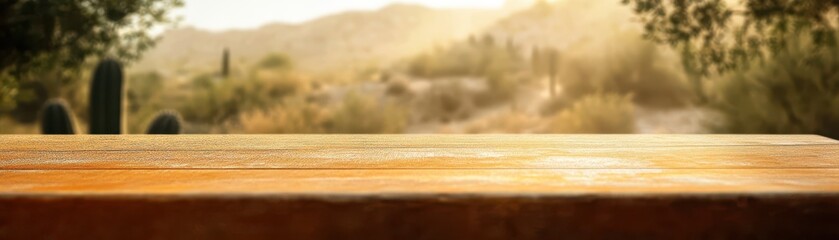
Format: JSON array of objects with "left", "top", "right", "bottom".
[
  {"left": 622, "top": 0, "right": 839, "bottom": 75},
  {"left": 0, "top": 0, "right": 183, "bottom": 74},
  {"left": 0, "top": 0, "right": 182, "bottom": 110}
]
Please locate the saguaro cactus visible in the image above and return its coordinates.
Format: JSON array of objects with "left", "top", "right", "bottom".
[
  {"left": 146, "top": 110, "right": 183, "bottom": 134},
  {"left": 222, "top": 48, "right": 230, "bottom": 78},
  {"left": 40, "top": 99, "right": 76, "bottom": 134},
  {"left": 89, "top": 59, "right": 124, "bottom": 134}
]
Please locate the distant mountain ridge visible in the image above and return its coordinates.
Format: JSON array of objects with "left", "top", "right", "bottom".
[
  {"left": 485, "top": 0, "right": 636, "bottom": 52},
  {"left": 134, "top": 4, "right": 506, "bottom": 75}
]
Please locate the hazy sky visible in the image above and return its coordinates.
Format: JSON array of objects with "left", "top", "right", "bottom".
[{"left": 177, "top": 0, "right": 507, "bottom": 31}]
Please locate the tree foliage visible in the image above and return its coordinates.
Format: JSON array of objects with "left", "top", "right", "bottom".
[
  {"left": 0, "top": 0, "right": 183, "bottom": 74},
  {"left": 624, "top": 0, "right": 839, "bottom": 136},
  {"left": 622, "top": 0, "right": 839, "bottom": 75},
  {"left": 0, "top": 0, "right": 182, "bottom": 110},
  {"left": 559, "top": 31, "right": 692, "bottom": 108},
  {"left": 707, "top": 33, "right": 839, "bottom": 138}
]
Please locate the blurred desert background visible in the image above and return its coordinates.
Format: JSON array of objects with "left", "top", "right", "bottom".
[{"left": 2, "top": 0, "right": 837, "bottom": 137}]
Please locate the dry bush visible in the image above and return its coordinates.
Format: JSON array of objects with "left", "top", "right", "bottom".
[
  {"left": 548, "top": 93, "right": 636, "bottom": 133},
  {"left": 405, "top": 36, "right": 528, "bottom": 105},
  {"left": 237, "top": 92, "right": 408, "bottom": 134},
  {"left": 127, "top": 71, "right": 167, "bottom": 134},
  {"left": 540, "top": 94, "right": 574, "bottom": 117},
  {"left": 237, "top": 99, "right": 330, "bottom": 134},
  {"left": 180, "top": 70, "right": 306, "bottom": 125},
  {"left": 257, "top": 53, "right": 293, "bottom": 70},
  {"left": 560, "top": 31, "right": 692, "bottom": 108},
  {"left": 414, "top": 81, "right": 478, "bottom": 123},
  {"left": 485, "top": 73, "right": 522, "bottom": 103},
  {"left": 386, "top": 80, "right": 411, "bottom": 97},
  {"left": 0, "top": 117, "right": 38, "bottom": 134},
  {"left": 331, "top": 92, "right": 407, "bottom": 134},
  {"left": 706, "top": 34, "right": 839, "bottom": 138},
  {"left": 407, "top": 36, "right": 527, "bottom": 79}
]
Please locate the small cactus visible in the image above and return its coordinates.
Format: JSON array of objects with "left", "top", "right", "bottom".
[
  {"left": 89, "top": 59, "right": 124, "bottom": 134},
  {"left": 37, "top": 58, "right": 186, "bottom": 136},
  {"left": 40, "top": 99, "right": 76, "bottom": 135},
  {"left": 146, "top": 110, "right": 183, "bottom": 134},
  {"left": 222, "top": 48, "right": 230, "bottom": 78}
]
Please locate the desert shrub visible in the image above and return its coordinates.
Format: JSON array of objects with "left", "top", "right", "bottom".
[
  {"left": 126, "top": 71, "right": 167, "bottom": 133},
  {"left": 258, "top": 53, "right": 293, "bottom": 70},
  {"left": 407, "top": 36, "right": 527, "bottom": 79},
  {"left": 707, "top": 35, "right": 839, "bottom": 138},
  {"left": 180, "top": 77, "right": 246, "bottom": 124},
  {"left": 254, "top": 70, "right": 307, "bottom": 100},
  {"left": 236, "top": 92, "right": 407, "bottom": 134},
  {"left": 8, "top": 80, "right": 48, "bottom": 123},
  {"left": 405, "top": 36, "right": 528, "bottom": 106},
  {"left": 330, "top": 92, "right": 407, "bottom": 134},
  {"left": 237, "top": 99, "right": 330, "bottom": 134},
  {"left": 0, "top": 116, "right": 38, "bottom": 134},
  {"left": 180, "top": 70, "right": 304, "bottom": 125},
  {"left": 415, "top": 81, "right": 478, "bottom": 123},
  {"left": 540, "top": 94, "right": 574, "bottom": 116},
  {"left": 548, "top": 93, "right": 636, "bottom": 133},
  {"left": 486, "top": 73, "right": 522, "bottom": 102},
  {"left": 0, "top": 71, "right": 18, "bottom": 111},
  {"left": 386, "top": 80, "right": 411, "bottom": 96},
  {"left": 560, "top": 31, "right": 691, "bottom": 108},
  {"left": 407, "top": 46, "right": 483, "bottom": 78},
  {"left": 127, "top": 71, "right": 164, "bottom": 112}
]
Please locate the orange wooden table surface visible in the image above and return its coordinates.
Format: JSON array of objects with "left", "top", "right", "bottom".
[{"left": 1, "top": 135, "right": 838, "bottom": 239}]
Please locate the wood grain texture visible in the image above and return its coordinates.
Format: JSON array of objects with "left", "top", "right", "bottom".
[
  {"left": 1, "top": 135, "right": 837, "bottom": 171},
  {"left": 3, "top": 144, "right": 838, "bottom": 170},
  {"left": 1, "top": 135, "right": 838, "bottom": 239},
  {"left": 1, "top": 134, "right": 835, "bottom": 151},
  {"left": 2, "top": 169, "right": 839, "bottom": 195}
]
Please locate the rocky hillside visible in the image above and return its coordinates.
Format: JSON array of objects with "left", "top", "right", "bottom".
[
  {"left": 133, "top": 4, "right": 505, "bottom": 75},
  {"left": 484, "top": 0, "right": 638, "bottom": 52}
]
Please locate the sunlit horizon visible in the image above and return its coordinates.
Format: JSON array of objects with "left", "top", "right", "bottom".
[{"left": 176, "top": 0, "right": 510, "bottom": 31}]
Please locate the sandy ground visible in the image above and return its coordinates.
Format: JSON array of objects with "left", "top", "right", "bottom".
[{"left": 397, "top": 78, "right": 710, "bottom": 134}]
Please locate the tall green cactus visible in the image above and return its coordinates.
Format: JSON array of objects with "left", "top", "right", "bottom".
[
  {"left": 89, "top": 59, "right": 124, "bottom": 134},
  {"left": 38, "top": 58, "right": 188, "bottom": 136},
  {"left": 40, "top": 99, "right": 76, "bottom": 135},
  {"left": 146, "top": 110, "right": 183, "bottom": 134},
  {"left": 222, "top": 48, "right": 230, "bottom": 78}
]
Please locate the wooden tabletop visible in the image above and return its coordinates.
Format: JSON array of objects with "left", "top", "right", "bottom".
[{"left": 1, "top": 135, "right": 838, "bottom": 239}]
